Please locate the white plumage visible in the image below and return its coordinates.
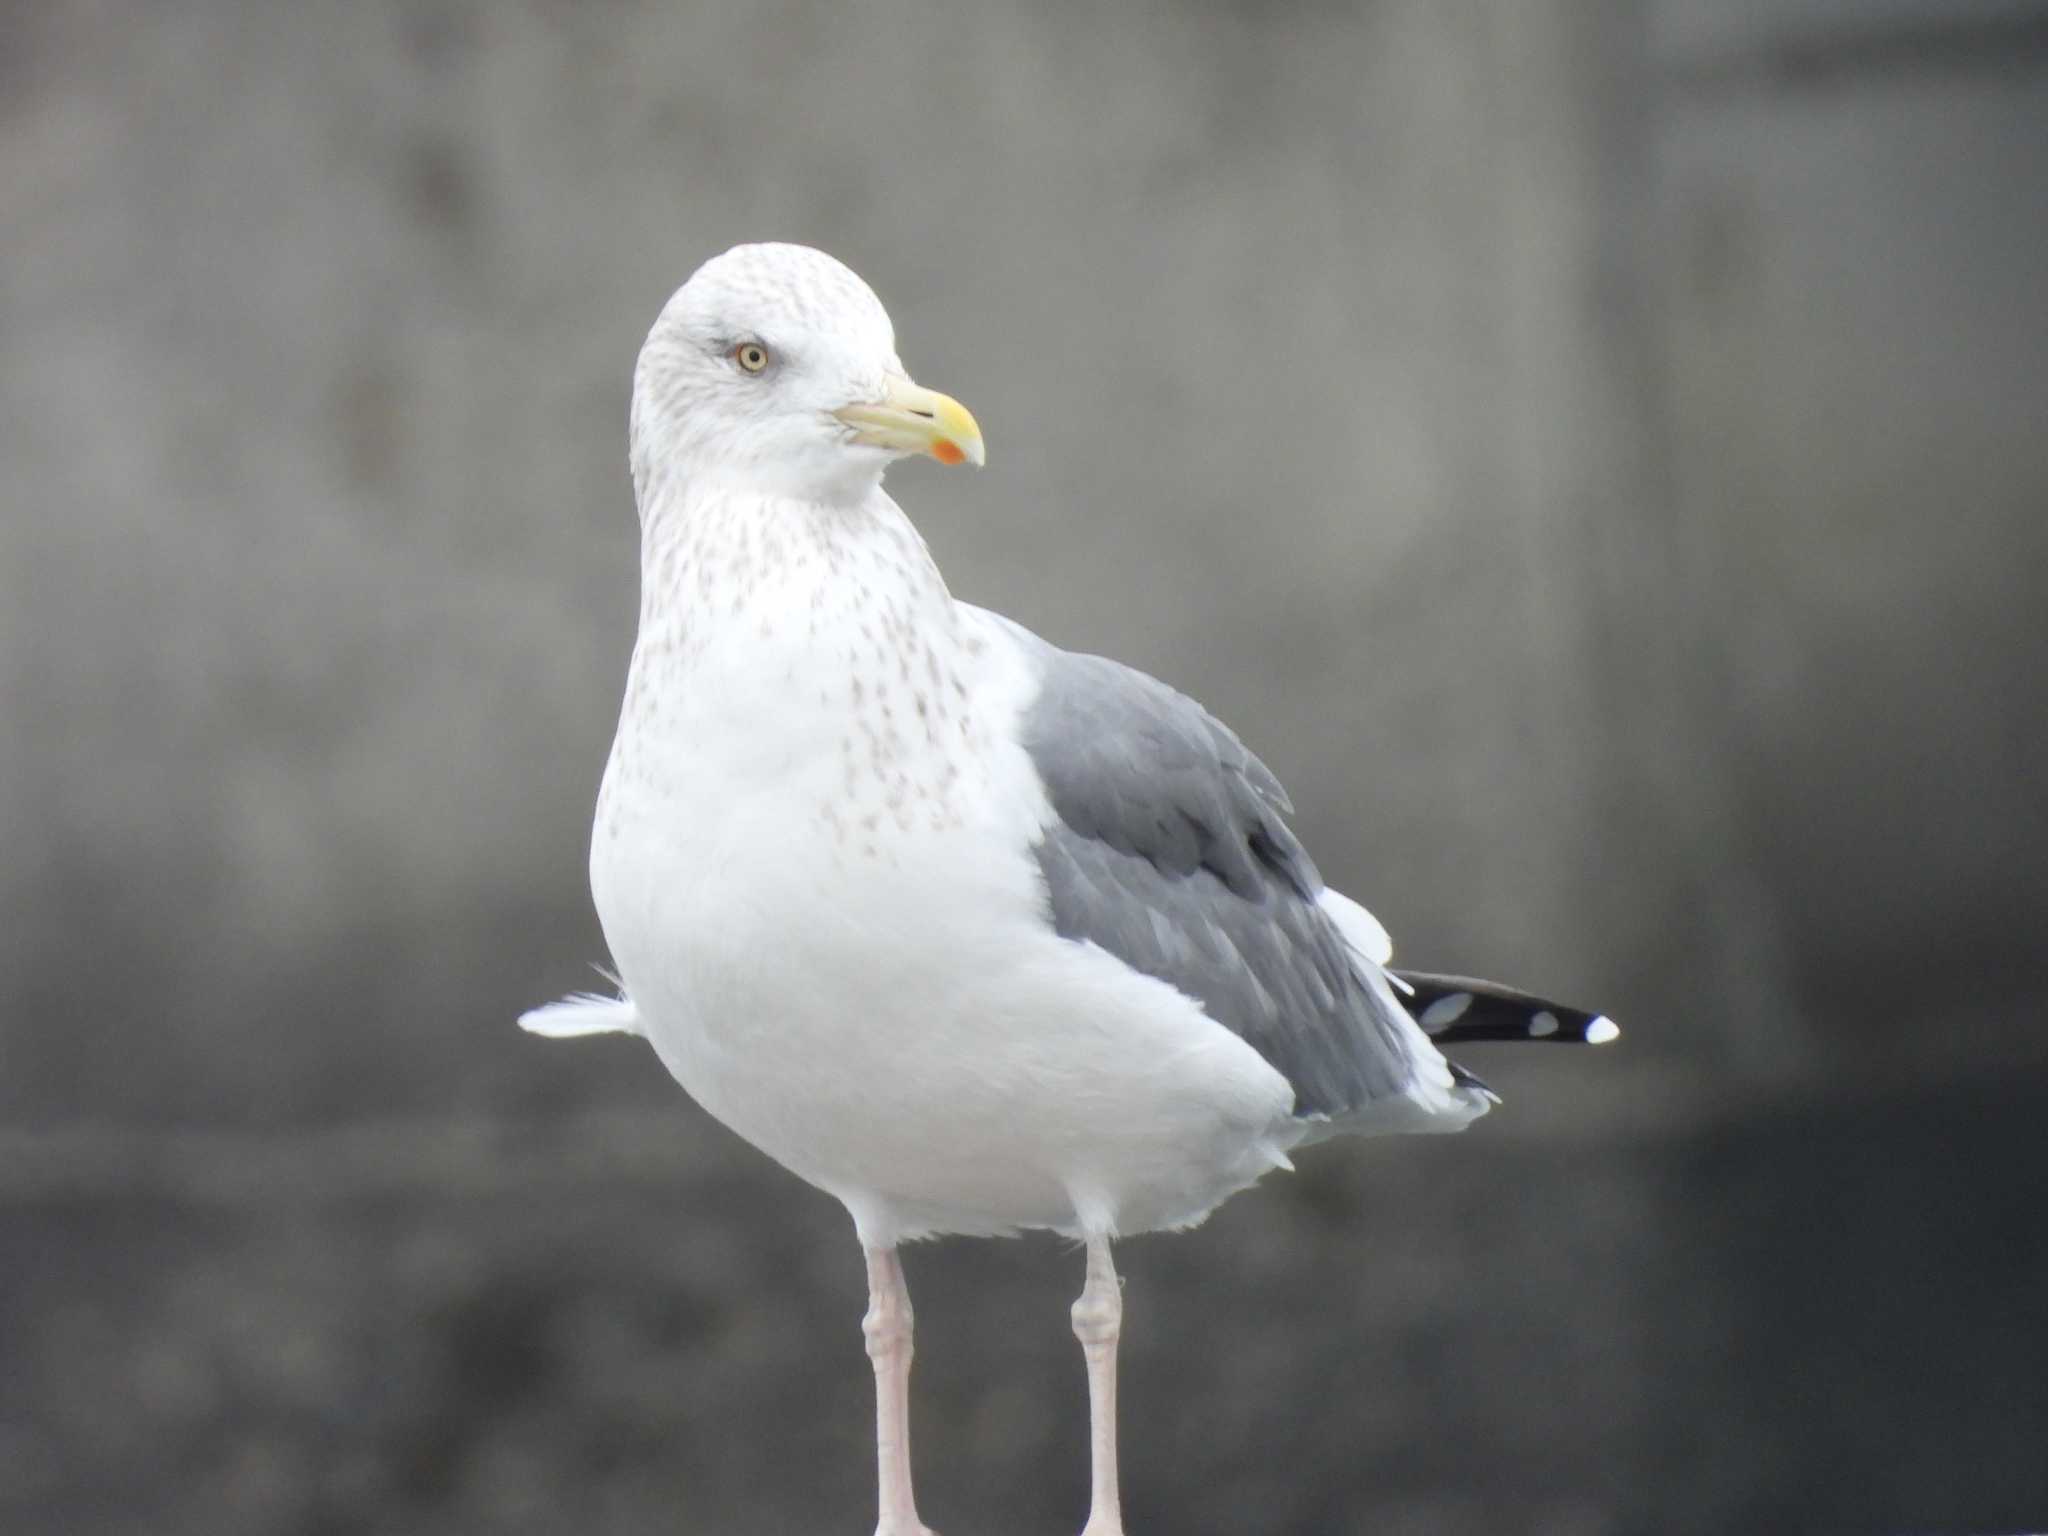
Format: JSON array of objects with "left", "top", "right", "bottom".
[{"left": 521, "top": 242, "right": 1614, "bottom": 1536}]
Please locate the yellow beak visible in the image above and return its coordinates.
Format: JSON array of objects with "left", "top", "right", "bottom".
[{"left": 833, "top": 375, "right": 986, "bottom": 468}]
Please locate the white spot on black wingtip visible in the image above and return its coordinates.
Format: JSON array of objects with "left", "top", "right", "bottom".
[
  {"left": 1529, "top": 1009, "right": 1560, "bottom": 1038},
  {"left": 1586, "top": 1015, "right": 1620, "bottom": 1044},
  {"left": 1419, "top": 992, "right": 1473, "bottom": 1033}
]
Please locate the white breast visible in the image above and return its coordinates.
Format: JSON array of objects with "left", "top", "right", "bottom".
[{"left": 590, "top": 488, "right": 1299, "bottom": 1245}]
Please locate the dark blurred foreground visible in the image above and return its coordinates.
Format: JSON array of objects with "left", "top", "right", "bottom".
[
  {"left": 3, "top": 3, "right": 2046, "bottom": 1533},
  {"left": 6, "top": 1074, "right": 2046, "bottom": 1535}
]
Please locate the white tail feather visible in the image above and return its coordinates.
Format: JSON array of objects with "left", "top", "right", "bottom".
[{"left": 518, "top": 992, "right": 640, "bottom": 1039}]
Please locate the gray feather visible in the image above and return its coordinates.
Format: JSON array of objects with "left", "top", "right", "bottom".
[{"left": 1018, "top": 643, "right": 1426, "bottom": 1119}]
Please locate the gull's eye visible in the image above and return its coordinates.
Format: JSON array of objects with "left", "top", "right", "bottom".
[{"left": 732, "top": 341, "right": 772, "bottom": 375}]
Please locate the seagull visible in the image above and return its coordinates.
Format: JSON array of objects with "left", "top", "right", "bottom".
[{"left": 522, "top": 242, "right": 1617, "bottom": 1536}]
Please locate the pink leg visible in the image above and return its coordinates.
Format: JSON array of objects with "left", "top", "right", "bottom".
[
  {"left": 864, "top": 1246, "right": 936, "bottom": 1536},
  {"left": 1071, "top": 1236, "right": 1127, "bottom": 1536}
]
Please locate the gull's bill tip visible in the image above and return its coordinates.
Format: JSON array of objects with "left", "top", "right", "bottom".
[{"left": 835, "top": 374, "right": 985, "bottom": 468}]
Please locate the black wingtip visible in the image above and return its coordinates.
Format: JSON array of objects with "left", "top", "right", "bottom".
[{"left": 1390, "top": 971, "right": 1619, "bottom": 1046}]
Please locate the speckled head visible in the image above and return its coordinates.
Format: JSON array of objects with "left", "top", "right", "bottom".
[{"left": 631, "top": 242, "right": 985, "bottom": 508}]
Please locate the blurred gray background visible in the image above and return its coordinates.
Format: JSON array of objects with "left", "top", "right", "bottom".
[{"left": 4, "top": 2, "right": 2046, "bottom": 1533}]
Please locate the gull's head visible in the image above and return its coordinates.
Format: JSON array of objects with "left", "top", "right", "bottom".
[{"left": 630, "top": 242, "right": 984, "bottom": 506}]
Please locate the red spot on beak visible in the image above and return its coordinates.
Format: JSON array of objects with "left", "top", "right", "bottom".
[{"left": 931, "top": 440, "right": 966, "bottom": 467}]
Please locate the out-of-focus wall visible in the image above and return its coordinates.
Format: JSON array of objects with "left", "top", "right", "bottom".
[{"left": 3, "top": 3, "right": 2044, "bottom": 1534}]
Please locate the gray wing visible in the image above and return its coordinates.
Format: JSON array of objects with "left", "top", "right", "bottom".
[{"left": 1017, "top": 640, "right": 1431, "bottom": 1120}]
